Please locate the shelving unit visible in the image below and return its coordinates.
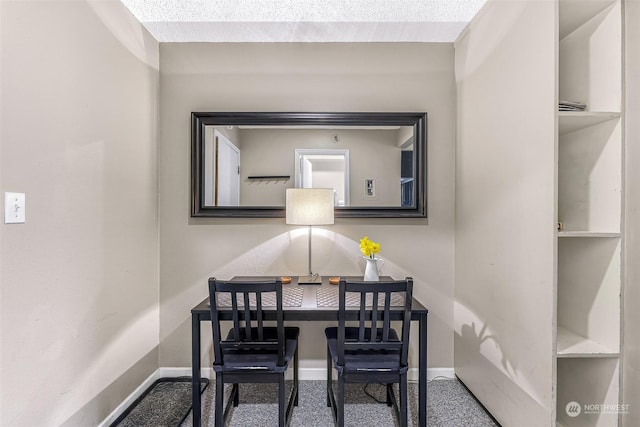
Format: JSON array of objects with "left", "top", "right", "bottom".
[
  {"left": 555, "top": 0, "right": 623, "bottom": 425},
  {"left": 557, "top": 326, "right": 619, "bottom": 358},
  {"left": 557, "top": 358, "right": 620, "bottom": 427},
  {"left": 558, "top": 112, "right": 620, "bottom": 136},
  {"left": 557, "top": 117, "right": 621, "bottom": 233},
  {"left": 558, "top": 232, "right": 620, "bottom": 238},
  {"left": 557, "top": 237, "right": 621, "bottom": 353}
]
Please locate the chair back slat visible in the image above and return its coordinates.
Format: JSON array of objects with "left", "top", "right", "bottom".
[
  {"left": 231, "top": 293, "right": 240, "bottom": 341},
  {"left": 243, "top": 293, "right": 251, "bottom": 339},
  {"left": 370, "top": 291, "right": 379, "bottom": 340},
  {"left": 210, "top": 296, "right": 223, "bottom": 363},
  {"left": 256, "top": 293, "right": 264, "bottom": 341},
  {"left": 208, "top": 278, "right": 285, "bottom": 366},
  {"left": 337, "top": 277, "right": 414, "bottom": 367},
  {"left": 382, "top": 292, "right": 391, "bottom": 341},
  {"left": 358, "top": 296, "right": 366, "bottom": 341}
]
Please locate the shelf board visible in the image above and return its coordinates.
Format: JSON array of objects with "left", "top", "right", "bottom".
[
  {"left": 557, "top": 326, "right": 619, "bottom": 358},
  {"left": 558, "top": 231, "right": 620, "bottom": 238},
  {"left": 558, "top": 111, "right": 620, "bottom": 135}
]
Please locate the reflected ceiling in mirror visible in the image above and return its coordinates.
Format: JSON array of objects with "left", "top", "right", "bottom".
[{"left": 192, "top": 112, "right": 427, "bottom": 218}]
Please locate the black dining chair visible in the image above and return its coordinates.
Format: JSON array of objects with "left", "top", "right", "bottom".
[
  {"left": 208, "top": 278, "right": 299, "bottom": 427},
  {"left": 325, "top": 277, "right": 413, "bottom": 427}
]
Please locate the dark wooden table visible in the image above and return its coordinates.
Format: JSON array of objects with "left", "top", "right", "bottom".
[{"left": 190, "top": 276, "right": 429, "bottom": 426}]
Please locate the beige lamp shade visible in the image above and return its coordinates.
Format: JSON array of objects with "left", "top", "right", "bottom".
[{"left": 286, "top": 188, "right": 335, "bottom": 225}]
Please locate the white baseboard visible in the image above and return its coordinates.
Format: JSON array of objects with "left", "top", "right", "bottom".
[
  {"left": 99, "top": 366, "right": 455, "bottom": 426},
  {"left": 421, "top": 367, "right": 456, "bottom": 381}
]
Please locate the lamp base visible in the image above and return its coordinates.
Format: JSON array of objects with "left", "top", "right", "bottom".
[{"left": 297, "top": 275, "right": 323, "bottom": 285}]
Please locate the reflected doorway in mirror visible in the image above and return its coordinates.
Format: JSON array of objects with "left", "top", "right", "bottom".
[
  {"left": 204, "top": 130, "right": 240, "bottom": 206},
  {"left": 294, "top": 148, "right": 350, "bottom": 206}
]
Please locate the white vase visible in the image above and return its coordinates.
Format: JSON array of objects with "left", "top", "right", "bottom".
[{"left": 364, "top": 257, "right": 380, "bottom": 281}]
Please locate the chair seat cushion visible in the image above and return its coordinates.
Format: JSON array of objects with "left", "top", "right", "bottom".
[
  {"left": 214, "top": 327, "right": 299, "bottom": 373},
  {"left": 325, "top": 327, "right": 406, "bottom": 373}
]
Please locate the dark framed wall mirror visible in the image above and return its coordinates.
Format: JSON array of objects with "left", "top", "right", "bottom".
[{"left": 191, "top": 112, "right": 427, "bottom": 218}]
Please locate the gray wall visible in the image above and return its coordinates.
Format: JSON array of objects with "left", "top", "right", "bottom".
[
  {"left": 0, "top": 1, "right": 160, "bottom": 425},
  {"left": 159, "top": 43, "right": 456, "bottom": 372}
]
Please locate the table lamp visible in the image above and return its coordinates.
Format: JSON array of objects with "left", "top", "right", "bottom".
[{"left": 286, "top": 188, "right": 335, "bottom": 284}]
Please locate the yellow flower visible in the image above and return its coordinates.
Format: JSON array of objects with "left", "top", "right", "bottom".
[{"left": 359, "top": 236, "right": 381, "bottom": 259}]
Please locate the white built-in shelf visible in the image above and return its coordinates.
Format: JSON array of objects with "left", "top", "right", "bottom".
[
  {"left": 557, "top": 326, "right": 619, "bottom": 358},
  {"left": 555, "top": 0, "right": 623, "bottom": 424},
  {"left": 558, "top": 231, "right": 621, "bottom": 238},
  {"left": 558, "top": 111, "right": 620, "bottom": 135},
  {"left": 559, "top": 0, "right": 617, "bottom": 39}
]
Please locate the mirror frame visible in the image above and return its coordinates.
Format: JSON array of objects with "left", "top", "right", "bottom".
[{"left": 191, "top": 112, "right": 427, "bottom": 218}]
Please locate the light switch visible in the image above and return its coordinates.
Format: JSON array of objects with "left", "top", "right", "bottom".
[
  {"left": 4, "top": 192, "right": 26, "bottom": 224},
  {"left": 364, "top": 179, "right": 375, "bottom": 198}
]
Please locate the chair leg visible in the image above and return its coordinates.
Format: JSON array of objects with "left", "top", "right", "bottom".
[
  {"left": 215, "top": 373, "right": 224, "bottom": 427},
  {"left": 399, "top": 374, "right": 408, "bottom": 427},
  {"left": 386, "top": 383, "right": 393, "bottom": 407},
  {"left": 337, "top": 376, "right": 345, "bottom": 427},
  {"left": 233, "top": 383, "right": 240, "bottom": 406},
  {"left": 294, "top": 344, "right": 299, "bottom": 406},
  {"left": 278, "top": 376, "right": 286, "bottom": 427},
  {"left": 326, "top": 347, "right": 332, "bottom": 407}
]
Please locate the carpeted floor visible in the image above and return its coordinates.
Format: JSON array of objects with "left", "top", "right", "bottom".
[{"left": 181, "top": 379, "right": 498, "bottom": 426}]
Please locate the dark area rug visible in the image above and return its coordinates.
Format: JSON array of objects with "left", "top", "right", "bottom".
[{"left": 111, "top": 377, "right": 208, "bottom": 427}]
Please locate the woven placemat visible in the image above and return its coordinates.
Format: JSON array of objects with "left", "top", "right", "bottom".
[
  {"left": 315, "top": 287, "right": 405, "bottom": 308},
  {"left": 215, "top": 287, "right": 304, "bottom": 308}
]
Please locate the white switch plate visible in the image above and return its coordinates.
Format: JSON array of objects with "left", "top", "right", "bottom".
[
  {"left": 5, "top": 192, "right": 26, "bottom": 224},
  {"left": 364, "top": 179, "right": 376, "bottom": 198}
]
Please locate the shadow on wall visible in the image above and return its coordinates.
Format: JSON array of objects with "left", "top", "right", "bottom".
[
  {"left": 459, "top": 321, "right": 514, "bottom": 378},
  {"left": 160, "top": 229, "right": 452, "bottom": 367},
  {"left": 454, "top": 300, "right": 552, "bottom": 424},
  {"left": 60, "top": 347, "right": 159, "bottom": 426},
  {"left": 166, "top": 228, "right": 449, "bottom": 323},
  {"left": 456, "top": 314, "right": 517, "bottom": 378}
]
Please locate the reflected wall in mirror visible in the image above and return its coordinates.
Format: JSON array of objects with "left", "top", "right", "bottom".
[
  {"left": 192, "top": 112, "right": 427, "bottom": 218},
  {"left": 294, "top": 149, "right": 350, "bottom": 206}
]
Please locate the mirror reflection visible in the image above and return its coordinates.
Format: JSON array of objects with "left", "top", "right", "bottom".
[
  {"left": 294, "top": 149, "right": 350, "bottom": 206},
  {"left": 192, "top": 112, "right": 427, "bottom": 218},
  {"left": 204, "top": 125, "right": 414, "bottom": 207}
]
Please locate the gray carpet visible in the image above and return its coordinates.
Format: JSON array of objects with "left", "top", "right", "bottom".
[{"left": 181, "top": 379, "right": 498, "bottom": 426}]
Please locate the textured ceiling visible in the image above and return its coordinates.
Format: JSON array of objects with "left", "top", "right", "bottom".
[{"left": 119, "top": 0, "right": 487, "bottom": 42}]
